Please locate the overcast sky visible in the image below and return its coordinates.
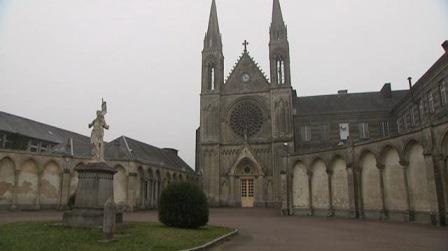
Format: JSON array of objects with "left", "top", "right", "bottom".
[{"left": 0, "top": 0, "right": 447, "bottom": 167}]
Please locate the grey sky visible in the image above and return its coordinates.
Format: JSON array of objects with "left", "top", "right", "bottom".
[{"left": 0, "top": 0, "right": 447, "bottom": 167}]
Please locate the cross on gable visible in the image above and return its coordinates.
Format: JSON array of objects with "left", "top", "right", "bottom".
[{"left": 242, "top": 40, "right": 249, "bottom": 52}]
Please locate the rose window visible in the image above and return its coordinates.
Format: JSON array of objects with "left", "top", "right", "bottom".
[{"left": 230, "top": 101, "right": 263, "bottom": 138}]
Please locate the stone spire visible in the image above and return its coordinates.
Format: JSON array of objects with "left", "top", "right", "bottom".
[
  {"left": 204, "top": 0, "right": 222, "bottom": 50},
  {"left": 270, "top": 0, "right": 287, "bottom": 41},
  {"left": 269, "top": 0, "right": 290, "bottom": 86}
]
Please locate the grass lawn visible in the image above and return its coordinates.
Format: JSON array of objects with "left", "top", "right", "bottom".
[{"left": 0, "top": 222, "right": 233, "bottom": 251}]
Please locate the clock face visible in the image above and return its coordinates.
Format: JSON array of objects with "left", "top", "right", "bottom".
[{"left": 240, "top": 73, "right": 251, "bottom": 83}]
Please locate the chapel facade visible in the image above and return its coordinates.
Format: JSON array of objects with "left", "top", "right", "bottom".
[{"left": 197, "top": 0, "right": 448, "bottom": 226}]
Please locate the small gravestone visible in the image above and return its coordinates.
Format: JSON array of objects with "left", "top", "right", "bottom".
[{"left": 103, "top": 198, "right": 116, "bottom": 241}]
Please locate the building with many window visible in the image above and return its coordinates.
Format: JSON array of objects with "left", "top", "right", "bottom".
[
  {"left": 197, "top": 0, "right": 448, "bottom": 226},
  {"left": 0, "top": 111, "right": 195, "bottom": 211}
]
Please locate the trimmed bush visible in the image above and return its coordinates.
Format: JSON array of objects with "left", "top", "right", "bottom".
[{"left": 159, "top": 182, "right": 209, "bottom": 229}]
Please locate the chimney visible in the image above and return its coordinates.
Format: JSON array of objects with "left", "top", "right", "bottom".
[
  {"left": 338, "top": 90, "right": 348, "bottom": 94},
  {"left": 380, "top": 83, "right": 392, "bottom": 98},
  {"left": 442, "top": 40, "right": 448, "bottom": 53}
]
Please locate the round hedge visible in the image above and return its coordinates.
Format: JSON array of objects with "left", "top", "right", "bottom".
[{"left": 158, "top": 182, "right": 209, "bottom": 229}]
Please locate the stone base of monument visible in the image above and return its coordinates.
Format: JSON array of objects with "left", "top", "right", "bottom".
[{"left": 62, "top": 162, "right": 117, "bottom": 228}]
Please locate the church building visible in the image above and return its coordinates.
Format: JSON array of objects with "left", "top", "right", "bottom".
[{"left": 197, "top": 0, "right": 448, "bottom": 226}]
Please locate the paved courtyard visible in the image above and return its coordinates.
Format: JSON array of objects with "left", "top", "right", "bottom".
[{"left": 0, "top": 208, "right": 447, "bottom": 251}]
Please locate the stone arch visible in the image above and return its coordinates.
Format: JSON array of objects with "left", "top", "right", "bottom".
[
  {"left": 359, "top": 151, "right": 382, "bottom": 214},
  {"left": 0, "top": 157, "right": 15, "bottom": 208},
  {"left": 405, "top": 142, "right": 431, "bottom": 213},
  {"left": 311, "top": 159, "right": 330, "bottom": 211},
  {"left": 17, "top": 159, "right": 39, "bottom": 207},
  {"left": 114, "top": 165, "right": 128, "bottom": 205},
  {"left": 178, "top": 174, "right": 183, "bottom": 181},
  {"left": 381, "top": 146, "right": 408, "bottom": 213},
  {"left": 330, "top": 156, "right": 350, "bottom": 211},
  {"left": 292, "top": 161, "right": 309, "bottom": 209},
  {"left": 172, "top": 173, "right": 177, "bottom": 182},
  {"left": 40, "top": 160, "right": 61, "bottom": 207}
]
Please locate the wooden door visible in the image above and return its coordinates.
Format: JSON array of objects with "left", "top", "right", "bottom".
[{"left": 241, "top": 178, "right": 254, "bottom": 207}]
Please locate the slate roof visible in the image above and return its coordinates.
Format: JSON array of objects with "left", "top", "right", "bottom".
[
  {"left": 107, "top": 136, "right": 193, "bottom": 173},
  {"left": 294, "top": 90, "right": 409, "bottom": 115},
  {"left": 0, "top": 111, "right": 193, "bottom": 172}
]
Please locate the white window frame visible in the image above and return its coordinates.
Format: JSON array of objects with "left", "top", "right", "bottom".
[{"left": 339, "top": 123, "right": 350, "bottom": 140}]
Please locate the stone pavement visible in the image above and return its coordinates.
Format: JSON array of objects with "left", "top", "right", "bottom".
[{"left": 0, "top": 208, "right": 447, "bottom": 251}]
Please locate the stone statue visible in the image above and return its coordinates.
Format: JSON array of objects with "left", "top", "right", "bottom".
[{"left": 89, "top": 99, "right": 109, "bottom": 162}]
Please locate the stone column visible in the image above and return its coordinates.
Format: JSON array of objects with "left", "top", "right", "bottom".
[
  {"left": 35, "top": 169, "right": 43, "bottom": 210},
  {"left": 59, "top": 169, "right": 71, "bottom": 210},
  {"left": 280, "top": 170, "right": 288, "bottom": 215},
  {"left": 307, "top": 170, "right": 313, "bottom": 216},
  {"left": 127, "top": 173, "right": 137, "bottom": 212},
  {"left": 377, "top": 163, "right": 387, "bottom": 219},
  {"left": 327, "top": 169, "right": 334, "bottom": 216},
  {"left": 399, "top": 160, "right": 412, "bottom": 221},
  {"left": 10, "top": 169, "right": 20, "bottom": 210},
  {"left": 423, "top": 154, "right": 446, "bottom": 225},
  {"left": 346, "top": 164, "right": 357, "bottom": 218},
  {"left": 229, "top": 175, "right": 235, "bottom": 206},
  {"left": 355, "top": 167, "right": 364, "bottom": 218}
]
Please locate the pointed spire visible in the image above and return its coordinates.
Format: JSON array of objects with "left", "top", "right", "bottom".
[
  {"left": 204, "top": 0, "right": 222, "bottom": 50},
  {"left": 270, "top": 0, "right": 287, "bottom": 41},
  {"left": 272, "top": 0, "right": 285, "bottom": 28}
]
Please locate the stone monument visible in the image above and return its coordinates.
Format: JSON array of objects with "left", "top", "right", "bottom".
[{"left": 63, "top": 99, "right": 117, "bottom": 227}]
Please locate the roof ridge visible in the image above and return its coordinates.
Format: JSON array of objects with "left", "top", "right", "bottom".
[{"left": 297, "top": 89, "right": 408, "bottom": 99}]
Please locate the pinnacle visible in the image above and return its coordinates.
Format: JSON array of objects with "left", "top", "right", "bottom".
[
  {"left": 204, "top": 0, "right": 222, "bottom": 49},
  {"left": 272, "top": 0, "right": 285, "bottom": 28}
]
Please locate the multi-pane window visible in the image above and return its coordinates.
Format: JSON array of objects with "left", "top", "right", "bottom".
[
  {"left": 40, "top": 143, "right": 49, "bottom": 153},
  {"left": 379, "top": 121, "right": 389, "bottom": 137},
  {"left": 440, "top": 80, "right": 447, "bottom": 107},
  {"left": 29, "top": 140, "right": 39, "bottom": 152},
  {"left": 28, "top": 140, "right": 51, "bottom": 153},
  {"left": 320, "top": 124, "right": 330, "bottom": 142},
  {"left": 427, "top": 91, "right": 434, "bottom": 113},
  {"left": 0, "top": 134, "right": 4, "bottom": 148},
  {"left": 359, "top": 122, "right": 369, "bottom": 139},
  {"left": 300, "top": 126, "right": 312, "bottom": 142}
]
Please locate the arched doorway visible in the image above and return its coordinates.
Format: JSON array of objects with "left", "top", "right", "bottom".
[{"left": 235, "top": 159, "right": 257, "bottom": 208}]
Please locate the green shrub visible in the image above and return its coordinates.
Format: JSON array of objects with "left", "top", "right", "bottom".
[{"left": 158, "top": 182, "right": 209, "bottom": 229}]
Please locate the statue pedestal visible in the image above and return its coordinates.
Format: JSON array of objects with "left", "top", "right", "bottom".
[{"left": 63, "top": 162, "right": 116, "bottom": 227}]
